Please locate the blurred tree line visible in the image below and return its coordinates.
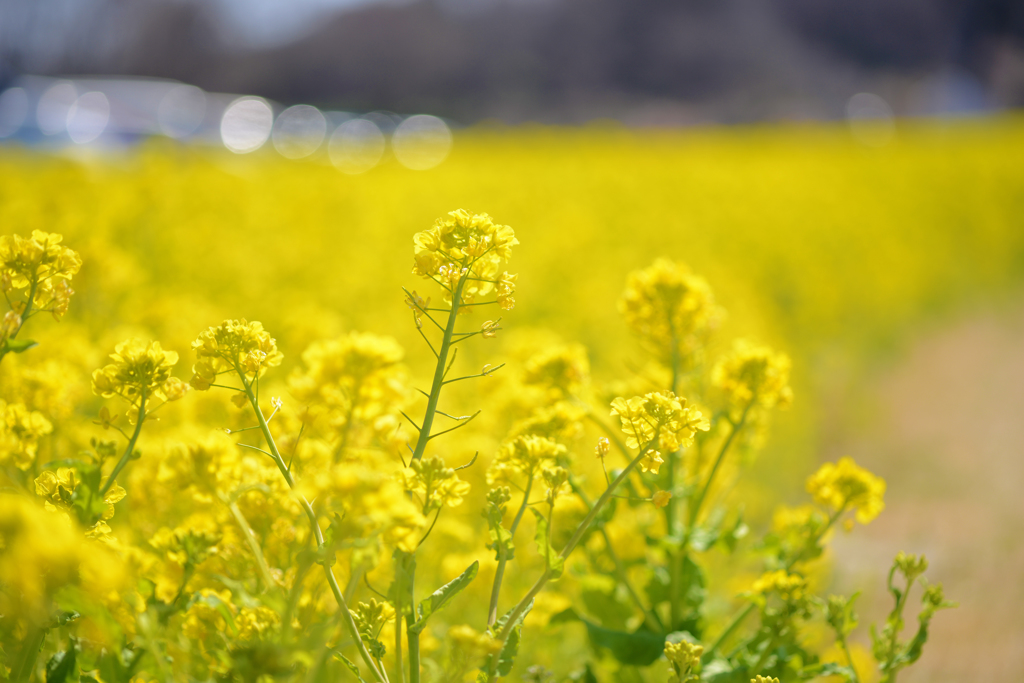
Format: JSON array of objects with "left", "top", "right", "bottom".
[{"left": 1, "top": 0, "right": 1022, "bottom": 123}]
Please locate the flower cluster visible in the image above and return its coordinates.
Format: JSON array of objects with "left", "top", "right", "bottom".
[
  {"left": 0, "top": 231, "right": 81, "bottom": 321},
  {"left": 191, "top": 319, "right": 283, "bottom": 389},
  {"left": 609, "top": 391, "right": 709, "bottom": 473},
  {"left": 399, "top": 455, "right": 472, "bottom": 513},
  {"left": 92, "top": 339, "right": 186, "bottom": 409},
  {"left": 288, "top": 332, "right": 408, "bottom": 446},
  {"left": 34, "top": 467, "right": 127, "bottom": 537},
  {"left": 487, "top": 434, "right": 567, "bottom": 485},
  {"left": 351, "top": 598, "right": 395, "bottom": 642},
  {"left": 0, "top": 494, "right": 123, "bottom": 626},
  {"left": 619, "top": 259, "right": 721, "bottom": 363},
  {"left": 806, "top": 456, "right": 886, "bottom": 524},
  {"left": 751, "top": 569, "right": 807, "bottom": 603},
  {"left": 711, "top": 339, "right": 793, "bottom": 409},
  {"left": 664, "top": 640, "right": 703, "bottom": 683},
  {"left": 412, "top": 209, "right": 518, "bottom": 305},
  {"left": 300, "top": 464, "right": 425, "bottom": 553},
  {"left": 0, "top": 400, "right": 53, "bottom": 470},
  {"left": 523, "top": 343, "right": 590, "bottom": 397},
  {"left": 449, "top": 624, "right": 502, "bottom": 659}
]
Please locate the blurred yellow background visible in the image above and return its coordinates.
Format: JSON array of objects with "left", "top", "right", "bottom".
[{"left": 2, "top": 116, "right": 1022, "bottom": 680}]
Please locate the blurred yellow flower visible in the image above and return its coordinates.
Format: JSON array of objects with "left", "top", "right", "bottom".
[
  {"left": 711, "top": 339, "right": 793, "bottom": 410},
  {"left": 806, "top": 456, "right": 886, "bottom": 524}
]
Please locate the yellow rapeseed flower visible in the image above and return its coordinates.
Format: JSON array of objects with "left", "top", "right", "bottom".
[
  {"left": 91, "top": 338, "right": 183, "bottom": 407},
  {"left": 487, "top": 434, "right": 566, "bottom": 485},
  {"left": 806, "top": 456, "right": 886, "bottom": 524},
  {"left": 711, "top": 339, "right": 793, "bottom": 410},
  {"left": 664, "top": 640, "right": 703, "bottom": 683},
  {"left": 523, "top": 343, "right": 590, "bottom": 396},
  {"left": 412, "top": 209, "right": 518, "bottom": 305},
  {"left": 0, "top": 400, "right": 53, "bottom": 470},
  {"left": 620, "top": 259, "right": 721, "bottom": 364},
  {"left": 399, "top": 455, "right": 472, "bottom": 512},
  {"left": 190, "top": 319, "right": 283, "bottom": 389},
  {"left": 609, "top": 391, "right": 709, "bottom": 470},
  {"left": 0, "top": 231, "right": 81, "bottom": 321},
  {"left": 751, "top": 569, "right": 807, "bottom": 603},
  {"left": 0, "top": 493, "right": 123, "bottom": 625}
]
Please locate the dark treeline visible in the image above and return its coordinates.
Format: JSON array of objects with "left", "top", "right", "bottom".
[{"left": 1, "top": 0, "right": 1022, "bottom": 123}]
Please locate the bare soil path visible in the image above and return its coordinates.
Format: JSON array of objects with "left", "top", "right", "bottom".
[{"left": 828, "top": 302, "right": 1024, "bottom": 681}]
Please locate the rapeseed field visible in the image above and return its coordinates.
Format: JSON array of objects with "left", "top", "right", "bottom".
[{"left": 1, "top": 116, "right": 1021, "bottom": 683}]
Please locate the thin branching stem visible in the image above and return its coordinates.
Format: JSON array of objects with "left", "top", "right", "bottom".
[
  {"left": 100, "top": 390, "right": 147, "bottom": 497},
  {"left": 487, "top": 474, "right": 533, "bottom": 627},
  {"left": 426, "top": 410, "right": 480, "bottom": 441},
  {"left": 687, "top": 396, "right": 756, "bottom": 528},
  {"left": 702, "top": 506, "right": 846, "bottom": 661},
  {"left": 572, "top": 479, "right": 665, "bottom": 632},
  {"left": 488, "top": 438, "right": 658, "bottom": 682},
  {"left": 442, "top": 363, "right": 506, "bottom": 386},
  {"left": 235, "top": 365, "right": 387, "bottom": 683},
  {"left": 223, "top": 494, "right": 279, "bottom": 590}
]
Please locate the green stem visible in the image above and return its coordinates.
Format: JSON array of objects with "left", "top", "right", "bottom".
[
  {"left": 840, "top": 637, "right": 862, "bottom": 683},
  {"left": 407, "top": 608, "right": 421, "bottom": 683},
  {"left": 703, "top": 507, "right": 846, "bottom": 661},
  {"left": 687, "top": 397, "right": 755, "bottom": 529},
  {"left": 394, "top": 610, "right": 405, "bottom": 683},
  {"left": 100, "top": 389, "right": 147, "bottom": 497},
  {"left": 488, "top": 440, "right": 657, "bottom": 682},
  {"left": 238, "top": 368, "right": 387, "bottom": 683},
  {"left": 573, "top": 479, "right": 664, "bottom": 632},
  {"left": 0, "top": 280, "right": 37, "bottom": 365},
  {"left": 404, "top": 273, "right": 470, "bottom": 683},
  {"left": 704, "top": 603, "right": 755, "bottom": 661},
  {"left": 224, "top": 494, "right": 279, "bottom": 590},
  {"left": 667, "top": 333, "right": 683, "bottom": 628},
  {"left": 411, "top": 275, "right": 467, "bottom": 462},
  {"left": 488, "top": 474, "right": 533, "bottom": 627},
  {"left": 11, "top": 623, "right": 45, "bottom": 682},
  {"left": 750, "top": 631, "right": 780, "bottom": 674}
]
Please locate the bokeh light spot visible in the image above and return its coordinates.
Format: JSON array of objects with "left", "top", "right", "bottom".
[
  {"left": 158, "top": 85, "right": 206, "bottom": 139},
  {"left": 846, "top": 93, "right": 895, "bottom": 147},
  {"left": 66, "top": 92, "right": 110, "bottom": 144},
  {"left": 272, "top": 104, "right": 327, "bottom": 159},
  {"left": 392, "top": 115, "right": 452, "bottom": 170},
  {"left": 36, "top": 82, "right": 78, "bottom": 136},
  {"left": 328, "top": 118, "right": 385, "bottom": 174},
  {"left": 220, "top": 97, "right": 273, "bottom": 153}
]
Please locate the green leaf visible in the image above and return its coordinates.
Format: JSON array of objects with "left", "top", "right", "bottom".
[
  {"left": 486, "top": 600, "right": 534, "bottom": 678},
  {"left": 46, "top": 648, "right": 78, "bottom": 683},
  {"left": 408, "top": 561, "right": 479, "bottom": 634},
  {"left": 579, "top": 575, "right": 634, "bottom": 631},
  {"left": 689, "top": 525, "right": 720, "bottom": 552},
  {"left": 3, "top": 338, "right": 38, "bottom": 354},
  {"left": 333, "top": 652, "right": 370, "bottom": 683},
  {"left": 567, "top": 664, "right": 599, "bottom": 683},
  {"left": 388, "top": 549, "right": 416, "bottom": 615},
  {"left": 531, "top": 509, "right": 564, "bottom": 578},
  {"left": 552, "top": 608, "right": 665, "bottom": 666},
  {"left": 721, "top": 510, "right": 749, "bottom": 553},
  {"left": 96, "top": 648, "right": 136, "bottom": 683}
]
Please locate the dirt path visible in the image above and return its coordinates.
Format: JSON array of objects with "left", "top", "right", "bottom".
[{"left": 829, "top": 302, "right": 1024, "bottom": 682}]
